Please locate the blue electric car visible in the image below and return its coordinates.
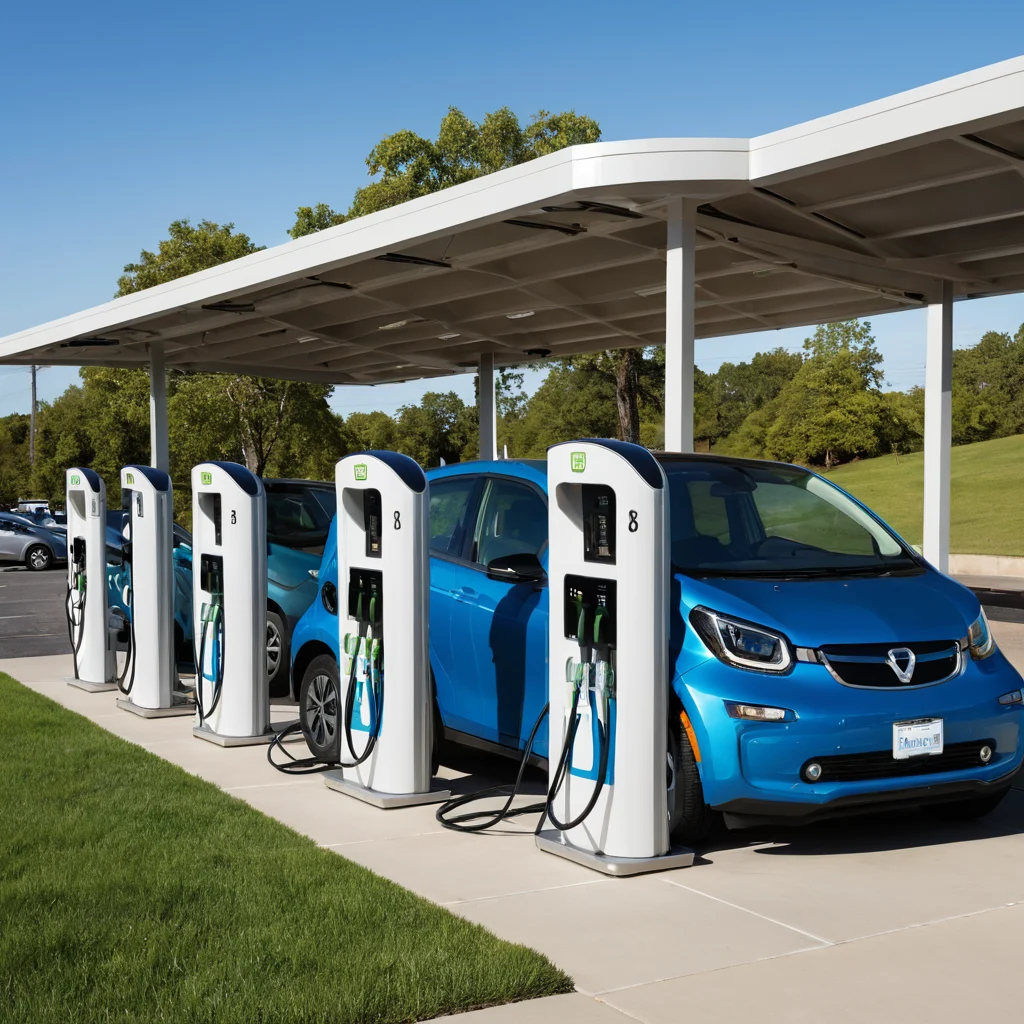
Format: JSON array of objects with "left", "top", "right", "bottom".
[{"left": 289, "top": 453, "right": 1024, "bottom": 842}]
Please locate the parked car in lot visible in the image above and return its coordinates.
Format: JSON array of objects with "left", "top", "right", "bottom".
[
  {"left": 0, "top": 512, "right": 67, "bottom": 570},
  {"left": 290, "top": 453, "right": 1024, "bottom": 843},
  {"left": 107, "top": 476, "right": 334, "bottom": 695},
  {"left": 8, "top": 508, "right": 62, "bottom": 531}
]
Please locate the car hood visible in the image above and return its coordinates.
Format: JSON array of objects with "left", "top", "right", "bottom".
[
  {"left": 268, "top": 542, "right": 322, "bottom": 590},
  {"left": 678, "top": 569, "right": 980, "bottom": 648}
]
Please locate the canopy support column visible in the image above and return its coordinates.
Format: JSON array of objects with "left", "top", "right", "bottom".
[
  {"left": 478, "top": 352, "right": 496, "bottom": 461},
  {"left": 665, "top": 197, "right": 697, "bottom": 453},
  {"left": 149, "top": 343, "right": 170, "bottom": 474},
  {"left": 923, "top": 281, "right": 953, "bottom": 573}
]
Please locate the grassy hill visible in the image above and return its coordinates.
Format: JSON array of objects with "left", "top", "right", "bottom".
[{"left": 826, "top": 434, "right": 1024, "bottom": 556}]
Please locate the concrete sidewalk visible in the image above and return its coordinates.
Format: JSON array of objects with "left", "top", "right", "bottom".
[{"left": 4, "top": 641, "right": 1024, "bottom": 1023}]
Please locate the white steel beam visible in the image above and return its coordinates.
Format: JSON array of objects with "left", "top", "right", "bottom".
[
  {"left": 478, "top": 351, "right": 497, "bottom": 461},
  {"left": 665, "top": 198, "right": 697, "bottom": 452},
  {"left": 149, "top": 342, "right": 170, "bottom": 474},
  {"left": 923, "top": 281, "right": 953, "bottom": 572}
]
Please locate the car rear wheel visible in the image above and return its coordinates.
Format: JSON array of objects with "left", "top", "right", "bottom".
[
  {"left": 667, "top": 707, "right": 715, "bottom": 844},
  {"left": 25, "top": 545, "right": 51, "bottom": 571},
  {"left": 266, "top": 610, "right": 288, "bottom": 698},
  {"left": 299, "top": 654, "right": 341, "bottom": 762}
]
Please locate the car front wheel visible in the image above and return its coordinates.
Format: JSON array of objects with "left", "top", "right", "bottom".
[
  {"left": 299, "top": 654, "right": 341, "bottom": 762},
  {"left": 667, "top": 706, "right": 715, "bottom": 844},
  {"left": 26, "top": 545, "right": 52, "bottom": 571}
]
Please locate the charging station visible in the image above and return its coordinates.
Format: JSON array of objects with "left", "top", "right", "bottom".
[
  {"left": 536, "top": 439, "right": 694, "bottom": 875},
  {"left": 115, "top": 465, "right": 194, "bottom": 718},
  {"left": 191, "top": 461, "right": 274, "bottom": 746},
  {"left": 65, "top": 467, "right": 116, "bottom": 691},
  {"left": 320, "top": 451, "right": 448, "bottom": 808}
]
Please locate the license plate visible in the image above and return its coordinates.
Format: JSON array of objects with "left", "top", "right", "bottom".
[{"left": 893, "top": 719, "right": 944, "bottom": 760}]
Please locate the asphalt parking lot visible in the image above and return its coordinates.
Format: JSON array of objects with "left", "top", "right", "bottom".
[{"left": 0, "top": 566, "right": 71, "bottom": 659}]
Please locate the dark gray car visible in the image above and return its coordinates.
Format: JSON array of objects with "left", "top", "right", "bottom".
[{"left": 0, "top": 513, "right": 67, "bottom": 571}]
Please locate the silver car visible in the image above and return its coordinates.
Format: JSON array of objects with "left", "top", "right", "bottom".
[{"left": 0, "top": 513, "right": 67, "bottom": 571}]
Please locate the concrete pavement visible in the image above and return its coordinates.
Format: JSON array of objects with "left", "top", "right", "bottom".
[{"left": 3, "top": 626, "right": 1024, "bottom": 1023}]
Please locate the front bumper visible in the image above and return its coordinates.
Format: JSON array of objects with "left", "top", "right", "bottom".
[
  {"left": 675, "top": 648, "right": 1024, "bottom": 817},
  {"left": 717, "top": 768, "right": 1019, "bottom": 828}
]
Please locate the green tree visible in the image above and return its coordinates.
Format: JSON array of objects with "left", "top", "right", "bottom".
[
  {"left": 759, "top": 320, "right": 886, "bottom": 469},
  {"left": 117, "top": 220, "right": 263, "bottom": 295},
  {"left": 288, "top": 203, "right": 345, "bottom": 239},
  {"left": 393, "top": 392, "right": 476, "bottom": 467},
  {"left": 348, "top": 107, "right": 601, "bottom": 217}
]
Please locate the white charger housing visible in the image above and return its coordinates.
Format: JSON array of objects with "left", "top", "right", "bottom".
[
  {"left": 538, "top": 439, "right": 692, "bottom": 875},
  {"left": 324, "top": 450, "right": 445, "bottom": 807},
  {"left": 117, "top": 465, "right": 177, "bottom": 712},
  {"left": 191, "top": 461, "right": 269, "bottom": 743},
  {"left": 65, "top": 467, "right": 114, "bottom": 687}
]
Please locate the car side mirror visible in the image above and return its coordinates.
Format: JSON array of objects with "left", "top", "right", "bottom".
[{"left": 486, "top": 552, "right": 546, "bottom": 584}]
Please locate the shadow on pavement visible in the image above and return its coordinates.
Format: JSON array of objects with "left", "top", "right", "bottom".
[{"left": 694, "top": 785, "right": 1024, "bottom": 860}]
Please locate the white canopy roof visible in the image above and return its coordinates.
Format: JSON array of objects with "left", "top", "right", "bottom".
[{"left": 4, "top": 56, "right": 1024, "bottom": 385}]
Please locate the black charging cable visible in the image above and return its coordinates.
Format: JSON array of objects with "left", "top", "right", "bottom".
[
  {"left": 544, "top": 677, "right": 610, "bottom": 832},
  {"left": 435, "top": 703, "right": 551, "bottom": 833},
  {"left": 64, "top": 580, "right": 86, "bottom": 678},
  {"left": 268, "top": 615, "right": 385, "bottom": 775},
  {"left": 116, "top": 530, "right": 136, "bottom": 696},
  {"left": 194, "top": 598, "right": 225, "bottom": 727}
]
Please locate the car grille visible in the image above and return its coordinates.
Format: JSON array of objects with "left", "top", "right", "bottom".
[
  {"left": 819, "top": 640, "right": 962, "bottom": 688},
  {"left": 803, "top": 740, "right": 995, "bottom": 783}
]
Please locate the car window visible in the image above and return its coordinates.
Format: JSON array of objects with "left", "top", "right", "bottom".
[
  {"left": 751, "top": 480, "right": 878, "bottom": 557},
  {"left": 266, "top": 488, "right": 333, "bottom": 552},
  {"left": 429, "top": 477, "right": 476, "bottom": 555},
  {"left": 472, "top": 478, "right": 547, "bottom": 567},
  {"left": 663, "top": 461, "right": 912, "bottom": 575}
]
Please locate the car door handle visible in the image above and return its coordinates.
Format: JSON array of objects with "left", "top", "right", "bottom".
[{"left": 454, "top": 586, "right": 479, "bottom": 605}]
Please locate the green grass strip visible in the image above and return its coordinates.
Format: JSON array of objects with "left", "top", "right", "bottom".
[{"left": 0, "top": 674, "right": 572, "bottom": 1023}]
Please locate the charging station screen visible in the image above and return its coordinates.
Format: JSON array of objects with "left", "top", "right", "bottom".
[
  {"left": 363, "top": 489, "right": 383, "bottom": 558},
  {"left": 582, "top": 485, "right": 616, "bottom": 564}
]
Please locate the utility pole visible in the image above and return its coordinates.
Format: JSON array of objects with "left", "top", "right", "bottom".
[{"left": 29, "top": 365, "right": 37, "bottom": 466}]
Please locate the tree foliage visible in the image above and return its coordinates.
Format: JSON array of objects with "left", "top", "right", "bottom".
[
  {"left": 348, "top": 107, "right": 601, "bottom": 218},
  {"left": 288, "top": 204, "right": 345, "bottom": 240},
  {"left": 116, "top": 220, "right": 263, "bottom": 296}
]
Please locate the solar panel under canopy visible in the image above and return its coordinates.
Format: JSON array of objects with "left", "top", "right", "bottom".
[{"left": 3, "top": 57, "right": 1024, "bottom": 384}]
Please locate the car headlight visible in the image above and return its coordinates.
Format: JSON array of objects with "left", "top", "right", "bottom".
[
  {"left": 968, "top": 608, "right": 996, "bottom": 660},
  {"left": 690, "top": 606, "right": 793, "bottom": 673}
]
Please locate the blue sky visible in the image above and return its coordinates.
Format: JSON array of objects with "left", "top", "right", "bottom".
[{"left": 2, "top": 0, "right": 1023, "bottom": 416}]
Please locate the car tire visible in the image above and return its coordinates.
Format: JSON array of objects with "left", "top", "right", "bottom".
[
  {"left": 667, "top": 706, "right": 715, "bottom": 845},
  {"left": 299, "top": 654, "right": 341, "bottom": 762},
  {"left": 266, "top": 610, "right": 289, "bottom": 699},
  {"left": 25, "top": 545, "right": 52, "bottom": 572},
  {"left": 927, "top": 790, "right": 1009, "bottom": 821}
]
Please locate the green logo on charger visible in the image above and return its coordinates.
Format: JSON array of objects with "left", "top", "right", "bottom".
[
  {"left": 70, "top": 474, "right": 81, "bottom": 485},
  {"left": 125, "top": 472, "right": 134, "bottom": 485},
  {"left": 571, "top": 452, "right": 587, "bottom": 473},
  {"left": 200, "top": 472, "right": 212, "bottom": 486},
  {"left": 354, "top": 464, "right": 368, "bottom": 481}
]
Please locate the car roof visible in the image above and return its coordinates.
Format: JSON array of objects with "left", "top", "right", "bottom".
[
  {"left": 427, "top": 459, "right": 548, "bottom": 490},
  {"left": 263, "top": 477, "right": 333, "bottom": 491},
  {"left": 653, "top": 451, "right": 808, "bottom": 474}
]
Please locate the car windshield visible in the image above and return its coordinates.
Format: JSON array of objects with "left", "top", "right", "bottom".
[
  {"left": 663, "top": 460, "right": 919, "bottom": 578},
  {"left": 266, "top": 486, "right": 334, "bottom": 552}
]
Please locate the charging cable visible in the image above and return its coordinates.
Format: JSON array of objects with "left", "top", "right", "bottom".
[
  {"left": 194, "top": 597, "right": 225, "bottom": 727},
  {"left": 64, "top": 544, "right": 87, "bottom": 678},
  {"left": 267, "top": 582, "right": 385, "bottom": 775},
  {"left": 116, "top": 528, "right": 136, "bottom": 696}
]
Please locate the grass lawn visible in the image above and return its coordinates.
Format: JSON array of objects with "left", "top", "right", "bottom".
[
  {"left": 826, "top": 434, "right": 1024, "bottom": 556},
  {"left": 0, "top": 674, "right": 572, "bottom": 1023}
]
